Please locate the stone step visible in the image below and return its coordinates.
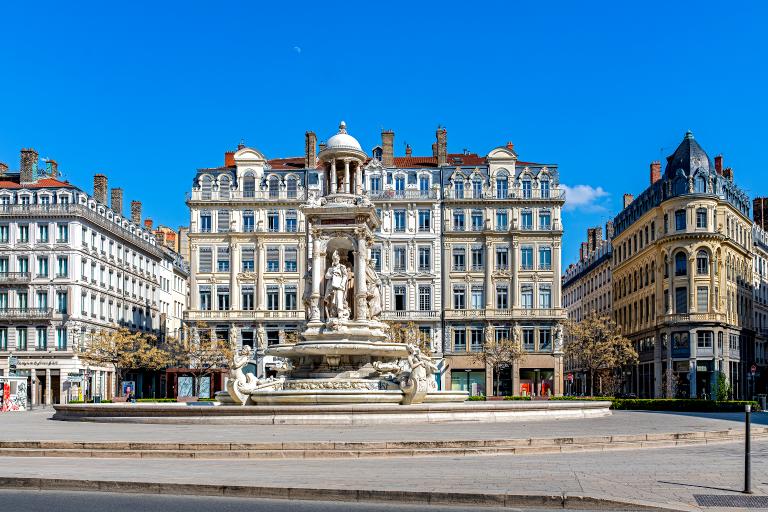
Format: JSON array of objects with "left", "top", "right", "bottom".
[{"left": 0, "top": 428, "right": 762, "bottom": 460}]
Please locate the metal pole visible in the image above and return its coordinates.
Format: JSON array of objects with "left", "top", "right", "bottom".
[{"left": 745, "top": 404, "right": 752, "bottom": 494}]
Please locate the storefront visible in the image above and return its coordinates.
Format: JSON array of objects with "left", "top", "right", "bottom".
[
  {"left": 450, "top": 369, "right": 486, "bottom": 396},
  {"left": 519, "top": 368, "right": 554, "bottom": 397}
]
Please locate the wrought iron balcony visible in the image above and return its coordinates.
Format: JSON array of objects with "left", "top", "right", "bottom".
[
  {"left": 369, "top": 190, "right": 438, "bottom": 200},
  {"left": 0, "top": 308, "right": 53, "bottom": 320},
  {"left": 0, "top": 272, "right": 31, "bottom": 283},
  {"left": 381, "top": 310, "right": 440, "bottom": 321}
]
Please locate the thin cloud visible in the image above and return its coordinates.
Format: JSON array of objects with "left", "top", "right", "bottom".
[
  {"left": 561, "top": 184, "right": 610, "bottom": 212},
  {"left": 293, "top": 46, "right": 302, "bottom": 54}
]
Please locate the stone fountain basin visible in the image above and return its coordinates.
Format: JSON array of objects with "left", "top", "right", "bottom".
[{"left": 266, "top": 341, "right": 410, "bottom": 359}]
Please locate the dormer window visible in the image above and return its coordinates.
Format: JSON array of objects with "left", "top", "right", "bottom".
[{"left": 372, "top": 147, "right": 383, "bottom": 161}]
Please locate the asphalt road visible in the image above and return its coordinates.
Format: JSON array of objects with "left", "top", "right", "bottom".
[{"left": 0, "top": 490, "right": 612, "bottom": 512}]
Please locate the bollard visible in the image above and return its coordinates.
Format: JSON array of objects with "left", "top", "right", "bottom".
[{"left": 745, "top": 404, "right": 752, "bottom": 494}]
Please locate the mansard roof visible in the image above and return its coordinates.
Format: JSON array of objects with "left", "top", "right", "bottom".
[{"left": 664, "top": 130, "right": 711, "bottom": 179}]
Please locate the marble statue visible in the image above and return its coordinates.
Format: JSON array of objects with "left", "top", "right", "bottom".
[
  {"left": 302, "top": 268, "right": 313, "bottom": 320},
  {"left": 256, "top": 325, "right": 266, "bottom": 352},
  {"left": 226, "top": 345, "right": 257, "bottom": 405},
  {"left": 485, "top": 325, "right": 494, "bottom": 347},
  {"left": 400, "top": 343, "right": 439, "bottom": 405},
  {"left": 365, "top": 259, "right": 383, "bottom": 320},
  {"left": 324, "top": 250, "right": 350, "bottom": 323},
  {"left": 554, "top": 324, "right": 564, "bottom": 352}
]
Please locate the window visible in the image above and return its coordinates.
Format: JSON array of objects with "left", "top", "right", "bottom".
[
  {"left": 453, "top": 329, "right": 466, "bottom": 351},
  {"left": 266, "top": 286, "right": 279, "bottom": 310},
  {"left": 371, "top": 247, "right": 382, "bottom": 271},
  {"left": 241, "top": 286, "right": 254, "bottom": 311},
  {"left": 394, "top": 286, "right": 406, "bottom": 311},
  {"left": 452, "top": 247, "right": 466, "bottom": 271},
  {"left": 496, "top": 209, "right": 508, "bottom": 231},
  {"left": 217, "top": 247, "right": 230, "bottom": 272},
  {"left": 286, "top": 210, "right": 298, "bottom": 232},
  {"left": 696, "top": 208, "right": 707, "bottom": 229},
  {"left": 393, "top": 246, "right": 406, "bottom": 271},
  {"left": 56, "top": 291, "right": 67, "bottom": 314},
  {"left": 241, "top": 246, "right": 255, "bottom": 272},
  {"left": 521, "top": 285, "right": 534, "bottom": 309},
  {"left": 285, "top": 286, "right": 297, "bottom": 310},
  {"left": 675, "top": 252, "right": 687, "bottom": 276},
  {"left": 454, "top": 180, "right": 464, "bottom": 199},
  {"left": 540, "top": 180, "right": 550, "bottom": 198},
  {"left": 18, "top": 224, "right": 29, "bottom": 243},
  {"left": 56, "top": 256, "right": 68, "bottom": 277},
  {"left": 0, "top": 328, "right": 6, "bottom": 350},
  {"left": 522, "top": 179, "right": 532, "bottom": 198},
  {"left": 57, "top": 223, "right": 69, "bottom": 242},
  {"left": 496, "top": 175, "right": 508, "bottom": 199},
  {"left": 539, "top": 246, "right": 552, "bottom": 270},
  {"left": 539, "top": 329, "right": 552, "bottom": 351},
  {"left": 394, "top": 210, "right": 406, "bottom": 232},
  {"left": 243, "top": 174, "right": 256, "bottom": 198},
  {"left": 37, "top": 256, "right": 48, "bottom": 277},
  {"left": 453, "top": 285, "right": 466, "bottom": 309},
  {"left": 38, "top": 224, "right": 49, "bottom": 243},
  {"left": 418, "top": 210, "right": 430, "bottom": 232},
  {"left": 218, "top": 210, "right": 230, "bottom": 233},
  {"left": 522, "top": 328, "right": 535, "bottom": 351},
  {"left": 495, "top": 246, "right": 508, "bottom": 270},
  {"left": 370, "top": 176, "right": 381, "bottom": 193},
  {"left": 521, "top": 210, "right": 533, "bottom": 230},
  {"left": 394, "top": 176, "right": 405, "bottom": 192},
  {"left": 521, "top": 246, "right": 533, "bottom": 270},
  {"left": 266, "top": 246, "right": 280, "bottom": 272},
  {"left": 470, "top": 328, "right": 483, "bottom": 351},
  {"left": 36, "top": 327, "right": 47, "bottom": 350},
  {"left": 471, "top": 209, "right": 483, "bottom": 231},
  {"left": 16, "top": 291, "right": 26, "bottom": 310},
  {"left": 539, "top": 285, "right": 552, "bottom": 309},
  {"left": 471, "top": 246, "right": 484, "bottom": 270},
  {"left": 200, "top": 211, "right": 212, "bottom": 232},
  {"left": 267, "top": 210, "right": 279, "bottom": 232},
  {"left": 675, "top": 287, "right": 687, "bottom": 314},
  {"left": 0, "top": 225, "right": 8, "bottom": 243},
  {"left": 697, "top": 331, "right": 713, "bottom": 348},
  {"left": 418, "top": 246, "right": 431, "bottom": 271},
  {"left": 696, "top": 250, "right": 709, "bottom": 275},
  {"left": 453, "top": 210, "right": 465, "bottom": 231},
  {"left": 419, "top": 176, "right": 430, "bottom": 195},
  {"left": 539, "top": 211, "right": 551, "bottom": 230},
  {"left": 199, "top": 247, "right": 212, "bottom": 272},
  {"left": 284, "top": 246, "right": 298, "bottom": 272},
  {"left": 198, "top": 287, "right": 211, "bottom": 311},
  {"left": 269, "top": 176, "right": 280, "bottom": 198},
  {"left": 472, "top": 178, "right": 483, "bottom": 198},
  {"left": 243, "top": 210, "right": 254, "bottom": 232},
  {"left": 675, "top": 209, "right": 686, "bottom": 231},
  {"left": 697, "top": 286, "right": 709, "bottom": 313},
  {"left": 55, "top": 328, "right": 66, "bottom": 350},
  {"left": 471, "top": 286, "right": 484, "bottom": 309},
  {"left": 496, "top": 285, "right": 509, "bottom": 309},
  {"left": 695, "top": 175, "right": 706, "bottom": 193},
  {"left": 16, "top": 327, "right": 27, "bottom": 350},
  {"left": 418, "top": 286, "right": 431, "bottom": 311},
  {"left": 286, "top": 177, "right": 298, "bottom": 199}
]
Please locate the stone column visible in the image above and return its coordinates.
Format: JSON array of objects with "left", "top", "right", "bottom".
[
  {"left": 484, "top": 241, "right": 493, "bottom": 309},
  {"left": 330, "top": 160, "right": 337, "bottom": 194},
  {"left": 189, "top": 244, "right": 198, "bottom": 309},
  {"left": 230, "top": 241, "right": 239, "bottom": 310},
  {"left": 553, "top": 242, "right": 562, "bottom": 308},
  {"left": 297, "top": 238, "right": 306, "bottom": 312},
  {"left": 511, "top": 241, "right": 519, "bottom": 307},
  {"left": 654, "top": 336, "right": 663, "bottom": 398},
  {"left": 45, "top": 369, "right": 51, "bottom": 406},
  {"left": 710, "top": 256, "right": 718, "bottom": 312},
  {"left": 344, "top": 159, "right": 351, "bottom": 194},
  {"left": 311, "top": 236, "right": 323, "bottom": 322},
  {"left": 255, "top": 241, "right": 263, "bottom": 310},
  {"left": 355, "top": 235, "right": 368, "bottom": 320},
  {"left": 355, "top": 163, "right": 363, "bottom": 194},
  {"left": 688, "top": 255, "right": 695, "bottom": 313},
  {"left": 442, "top": 242, "right": 451, "bottom": 311},
  {"left": 31, "top": 369, "right": 37, "bottom": 406}
]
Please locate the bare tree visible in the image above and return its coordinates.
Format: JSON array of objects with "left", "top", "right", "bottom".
[
  {"left": 166, "top": 323, "right": 235, "bottom": 398},
  {"left": 385, "top": 321, "right": 432, "bottom": 355},
  {"left": 471, "top": 329, "right": 525, "bottom": 397},
  {"left": 564, "top": 314, "right": 637, "bottom": 397}
]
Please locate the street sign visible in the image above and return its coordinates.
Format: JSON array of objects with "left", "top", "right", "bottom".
[
  {"left": 67, "top": 376, "right": 83, "bottom": 383},
  {"left": 567, "top": 373, "right": 574, "bottom": 382}
]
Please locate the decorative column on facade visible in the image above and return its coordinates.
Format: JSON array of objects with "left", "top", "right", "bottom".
[
  {"left": 442, "top": 242, "right": 451, "bottom": 311},
  {"left": 297, "top": 238, "right": 306, "bottom": 312},
  {"left": 688, "top": 254, "right": 696, "bottom": 313},
  {"left": 189, "top": 243, "right": 198, "bottom": 309},
  {"left": 355, "top": 163, "right": 363, "bottom": 195},
  {"left": 330, "top": 160, "right": 337, "bottom": 194},
  {"left": 511, "top": 240, "right": 519, "bottom": 306},
  {"left": 344, "top": 159, "right": 351, "bottom": 194},
  {"left": 484, "top": 241, "right": 493, "bottom": 309},
  {"left": 230, "top": 240, "right": 239, "bottom": 310},
  {"left": 553, "top": 241, "right": 562, "bottom": 308},
  {"left": 255, "top": 240, "right": 263, "bottom": 310},
  {"left": 710, "top": 252, "right": 717, "bottom": 313},
  {"left": 354, "top": 232, "right": 369, "bottom": 320},
  {"left": 310, "top": 232, "right": 323, "bottom": 322},
  {"left": 45, "top": 368, "right": 51, "bottom": 406}
]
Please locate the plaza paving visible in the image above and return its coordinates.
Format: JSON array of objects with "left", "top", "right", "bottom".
[{"left": 1, "top": 410, "right": 766, "bottom": 510}]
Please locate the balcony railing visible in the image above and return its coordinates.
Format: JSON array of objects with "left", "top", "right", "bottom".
[
  {"left": 188, "top": 190, "right": 307, "bottom": 202},
  {"left": 0, "top": 308, "right": 53, "bottom": 320},
  {"left": 444, "top": 308, "right": 565, "bottom": 320},
  {"left": 659, "top": 312, "right": 726, "bottom": 323},
  {"left": 184, "top": 309, "right": 304, "bottom": 321},
  {"left": 369, "top": 190, "right": 438, "bottom": 200},
  {"left": 0, "top": 272, "right": 31, "bottom": 283},
  {"left": 381, "top": 310, "right": 440, "bottom": 320},
  {"left": 445, "top": 189, "right": 565, "bottom": 201}
]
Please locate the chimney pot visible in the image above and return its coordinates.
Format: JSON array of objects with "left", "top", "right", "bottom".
[
  {"left": 506, "top": 141, "right": 514, "bottom": 151},
  {"left": 431, "top": 143, "right": 438, "bottom": 158},
  {"left": 305, "top": 131, "right": 317, "bottom": 169},
  {"left": 650, "top": 161, "right": 661, "bottom": 185},
  {"left": 405, "top": 143, "right": 412, "bottom": 157},
  {"left": 381, "top": 130, "right": 394, "bottom": 167},
  {"left": 723, "top": 167, "right": 734, "bottom": 181},
  {"left": 623, "top": 193, "right": 634, "bottom": 209},
  {"left": 144, "top": 218, "right": 154, "bottom": 230},
  {"left": 19, "top": 148, "right": 38, "bottom": 184},
  {"left": 130, "top": 200, "right": 142, "bottom": 225},
  {"left": 0, "top": 162, "right": 8, "bottom": 175},
  {"left": 715, "top": 154, "right": 723, "bottom": 175},
  {"left": 436, "top": 128, "right": 448, "bottom": 166},
  {"left": 111, "top": 188, "right": 124, "bottom": 216},
  {"left": 93, "top": 174, "right": 108, "bottom": 204},
  {"left": 224, "top": 151, "right": 235, "bottom": 167},
  {"left": 319, "top": 141, "right": 327, "bottom": 152}
]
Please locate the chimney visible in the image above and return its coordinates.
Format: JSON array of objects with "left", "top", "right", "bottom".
[
  {"left": 305, "top": 131, "right": 317, "bottom": 169},
  {"left": 506, "top": 142, "right": 515, "bottom": 151},
  {"left": 381, "top": 130, "right": 394, "bottom": 167},
  {"left": 144, "top": 218, "right": 154, "bottom": 230},
  {"left": 111, "top": 188, "right": 123, "bottom": 216},
  {"left": 319, "top": 141, "right": 327, "bottom": 152},
  {"left": 20, "top": 148, "right": 38, "bottom": 184},
  {"left": 224, "top": 151, "right": 235, "bottom": 167},
  {"left": 130, "top": 200, "right": 142, "bottom": 225},
  {"left": 755, "top": 198, "right": 768, "bottom": 230},
  {"left": 723, "top": 167, "right": 734, "bottom": 181},
  {"left": 93, "top": 174, "right": 108, "bottom": 204},
  {"left": 623, "top": 193, "right": 634, "bottom": 209},
  {"left": 237, "top": 139, "right": 245, "bottom": 150},
  {"left": 0, "top": 162, "right": 7, "bottom": 176},
  {"left": 436, "top": 127, "right": 447, "bottom": 166},
  {"left": 650, "top": 161, "right": 661, "bottom": 184},
  {"left": 580, "top": 242, "right": 588, "bottom": 262},
  {"left": 587, "top": 226, "right": 603, "bottom": 254},
  {"left": 605, "top": 220, "right": 615, "bottom": 240},
  {"left": 431, "top": 142, "right": 438, "bottom": 158},
  {"left": 715, "top": 154, "right": 723, "bottom": 175},
  {"left": 405, "top": 144, "right": 412, "bottom": 157}
]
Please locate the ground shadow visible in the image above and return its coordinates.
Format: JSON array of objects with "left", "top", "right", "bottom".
[{"left": 657, "top": 480, "right": 740, "bottom": 493}]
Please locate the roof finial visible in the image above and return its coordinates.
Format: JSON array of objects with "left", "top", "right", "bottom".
[
  {"left": 685, "top": 130, "right": 694, "bottom": 140},
  {"left": 338, "top": 120, "right": 347, "bottom": 134},
  {"left": 238, "top": 139, "right": 245, "bottom": 150}
]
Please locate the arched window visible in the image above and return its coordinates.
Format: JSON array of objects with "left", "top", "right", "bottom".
[
  {"left": 540, "top": 177, "right": 551, "bottom": 198},
  {"left": 286, "top": 176, "right": 298, "bottom": 199},
  {"left": 268, "top": 176, "right": 280, "bottom": 199},
  {"left": 395, "top": 175, "right": 405, "bottom": 193},
  {"left": 372, "top": 147, "right": 383, "bottom": 161},
  {"left": 243, "top": 173, "right": 256, "bottom": 198},
  {"left": 696, "top": 250, "right": 709, "bottom": 275},
  {"left": 675, "top": 252, "right": 688, "bottom": 276},
  {"left": 200, "top": 176, "right": 212, "bottom": 200},
  {"left": 472, "top": 177, "right": 483, "bottom": 198},
  {"left": 219, "top": 176, "right": 231, "bottom": 199},
  {"left": 495, "top": 171, "right": 508, "bottom": 199},
  {"left": 522, "top": 178, "right": 532, "bottom": 198},
  {"left": 695, "top": 174, "right": 706, "bottom": 193}
]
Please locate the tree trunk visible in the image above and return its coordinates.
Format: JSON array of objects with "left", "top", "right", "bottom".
[
  {"left": 589, "top": 370, "right": 594, "bottom": 397},
  {"left": 494, "top": 368, "right": 498, "bottom": 397}
]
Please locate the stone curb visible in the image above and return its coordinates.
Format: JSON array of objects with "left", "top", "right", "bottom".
[
  {"left": 0, "top": 428, "right": 762, "bottom": 460},
  {"left": 0, "top": 476, "right": 695, "bottom": 511}
]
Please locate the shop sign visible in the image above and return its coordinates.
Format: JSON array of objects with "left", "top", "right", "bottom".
[
  {"left": 674, "top": 361, "right": 689, "bottom": 372},
  {"left": 16, "top": 360, "right": 59, "bottom": 367},
  {"left": 696, "top": 365, "right": 708, "bottom": 372},
  {"left": 67, "top": 375, "right": 83, "bottom": 383}
]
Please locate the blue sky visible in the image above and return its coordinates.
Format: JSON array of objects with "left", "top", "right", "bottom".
[{"left": 1, "top": 1, "right": 766, "bottom": 264}]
